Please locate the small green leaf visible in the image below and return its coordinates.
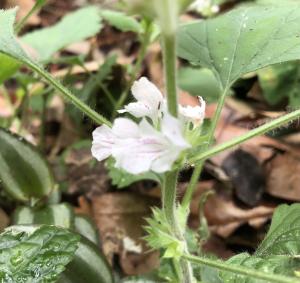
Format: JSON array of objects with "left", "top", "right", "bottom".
[
  {"left": 0, "top": 225, "right": 80, "bottom": 283},
  {"left": 221, "top": 253, "right": 300, "bottom": 283},
  {"left": 106, "top": 158, "right": 161, "bottom": 189},
  {"left": 178, "top": 67, "right": 221, "bottom": 103},
  {"left": 100, "top": 10, "right": 143, "bottom": 33},
  {"left": 258, "top": 61, "right": 300, "bottom": 107},
  {"left": 22, "top": 6, "right": 103, "bottom": 62},
  {"left": 219, "top": 204, "right": 300, "bottom": 282},
  {"left": 177, "top": 5, "right": 300, "bottom": 90},
  {"left": 144, "top": 207, "right": 187, "bottom": 259},
  {"left": 0, "top": 128, "right": 54, "bottom": 202}
]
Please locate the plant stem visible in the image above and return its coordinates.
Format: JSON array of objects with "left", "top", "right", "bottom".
[
  {"left": 190, "top": 106, "right": 300, "bottom": 164},
  {"left": 24, "top": 59, "right": 112, "bottom": 127},
  {"left": 182, "top": 163, "right": 204, "bottom": 210},
  {"left": 182, "top": 87, "right": 230, "bottom": 210},
  {"left": 183, "top": 254, "right": 300, "bottom": 283},
  {"left": 163, "top": 34, "right": 178, "bottom": 117},
  {"left": 113, "top": 22, "right": 152, "bottom": 114},
  {"left": 163, "top": 172, "right": 194, "bottom": 283},
  {"left": 15, "top": 0, "right": 47, "bottom": 34},
  {"left": 160, "top": 2, "right": 193, "bottom": 280}
]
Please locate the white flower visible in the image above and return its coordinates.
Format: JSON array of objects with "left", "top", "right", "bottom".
[
  {"left": 91, "top": 114, "right": 190, "bottom": 174},
  {"left": 118, "top": 77, "right": 164, "bottom": 122},
  {"left": 189, "top": 0, "right": 219, "bottom": 14},
  {"left": 179, "top": 96, "right": 206, "bottom": 126}
]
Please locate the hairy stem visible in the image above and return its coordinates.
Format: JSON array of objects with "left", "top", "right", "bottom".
[
  {"left": 163, "top": 34, "right": 178, "bottom": 117},
  {"left": 15, "top": 0, "right": 46, "bottom": 34},
  {"left": 24, "top": 59, "right": 111, "bottom": 127},
  {"left": 113, "top": 22, "right": 152, "bottom": 114},
  {"left": 163, "top": 172, "right": 193, "bottom": 283},
  {"left": 183, "top": 254, "right": 300, "bottom": 283},
  {"left": 190, "top": 106, "right": 300, "bottom": 164},
  {"left": 183, "top": 87, "right": 230, "bottom": 211},
  {"left": 160, "top": 2, "right": 193, "bottom": 280}
]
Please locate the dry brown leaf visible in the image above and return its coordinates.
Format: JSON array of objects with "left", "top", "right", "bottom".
[
  {"left": 189, "top": 182, "right": 275, "bottom": 238},
  {"left": 92, "top": 192, "right": 159, "bottom": 275},
  {"left": 266, "top": 153, "right": 300, "bottom": 201},
  {"left": 0, "top": 208, "right": 9, "bottom": 232},
  {"left": 0, "top": 95, "right": 13, "bottom": 118},
  {"left": 205, "top": 103, "right": 300, "bottom": 166}
]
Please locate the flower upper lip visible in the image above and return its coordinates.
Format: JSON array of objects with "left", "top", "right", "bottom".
[{"left": 92, "top": 77, "right": 205, "bottom": 174}]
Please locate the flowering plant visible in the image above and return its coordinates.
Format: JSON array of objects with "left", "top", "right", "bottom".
[
  {"left": 92, "top": 77, "right": 205, "bottom": 174},
  {"left": 2, "top": 0, "right": 300, "bottom": 282}
]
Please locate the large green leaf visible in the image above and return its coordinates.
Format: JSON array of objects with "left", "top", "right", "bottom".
[
  {"left": 0, "top": 128, "right": 54, "bottom": 202},
  {"left": 177, "top": 5, "right": 300, "bottom": 90},
  {"left": 21, "top": 6, "right": 102, "bottom": 62},
  {"left": 178, "top": 67, "right": 221, "bottom": 103},
  {"left": 0, "top": 54, "right": 20, "bottom": 84},
  {"left": 258, "top": 61, "right": 300, "bottom": 107},
  {"left": 0, "top": 225, "right": 80, "bottom": 283},
  {"left": 0, "top": 9, "right": 28, "bottom": 62},
  {"left": 58, "top": 236, "right": 114, "bottom": 283}
]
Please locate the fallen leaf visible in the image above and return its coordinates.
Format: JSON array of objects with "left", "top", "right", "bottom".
[
  {"left": 266, "top": 153, "right": 300, "bottom": 201},
  {"left": 189, "top": 182, "right": 275, "bottom": 238},
  {"left": 92, "top": 192, "right": 159, "bottom": 275}
]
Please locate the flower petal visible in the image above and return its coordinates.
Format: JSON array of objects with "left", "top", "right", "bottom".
[
  {"left": 112, "top": 118, "right": 140, "bottom": 139},
  {"left": 161, "top": 113, "right": 191, "bottom": 148},
  {"left": 151, "top": 149, "right": 179, "bottom": 173},
  {"left": 131, "top": 77, "right": 163, "bottom": 106},
  {"left": 179, "top": 96, "right": 206, "bottom": 126},
  {"left": 118, "top": 102, "right": 154, "bottom": 119},
  {"left": 91, "top": 125, "right": 115, "bottom": 161}
]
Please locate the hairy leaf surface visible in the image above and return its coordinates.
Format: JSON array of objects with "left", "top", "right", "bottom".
[
  {"left": 177, "top": 5, "right": 300, "bottom": 90},
  {"left": 0, "top": 225, "right": 80, "bottom": 283}
]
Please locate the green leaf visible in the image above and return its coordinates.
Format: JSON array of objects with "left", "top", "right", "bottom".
[
  {"left": 100, "top": 10, "right": 143, "bottom": 33},
  {"left": 58, "top": 235, "right": 114, "bottom": 283},
  {"left": 258, "top": 61, "right": 300, "bottom": 107},
  {"left": 0, "top": 8, "right": 29, "bottom": 62},
  {"left": 219, "top": 204, "right": 300, "bottom": 282},
  {"left": 221, "top": 253, "right": 300, "bottom": 283},
  {"left": 144, "top": 207, "right": 187, "bottom": 259},
  {"left": 0, "top": 54, "right": 20, "bottom": 84},
  {"left": 74, "top": 215, "right": 100, "bottom": 246},
  {"left": 106, "top": 158, "right": 161, "bottom": 189},
  {"left": 178, "top": 67, "right": 221, "bottom": 103},
  {"left": 256, "top": 203, "right": 300, "bottom": 257},
  {"left": 177, "top": 5, "right": 300, "bottom": 90},
  {"left": 12, "top": 203, "right": 74, "bottom": 229},
  {"left": 0, "top": 8, "right": 111, "bottom": 126},
  {"left": 21, "top": 6, "right": 103, "bottom": 62},
  {"left": 0, "top": 128, "right": 54, "bottom": 202},
  {"left": 0, "top": 225, "right": 80, "bottom": 283}
]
